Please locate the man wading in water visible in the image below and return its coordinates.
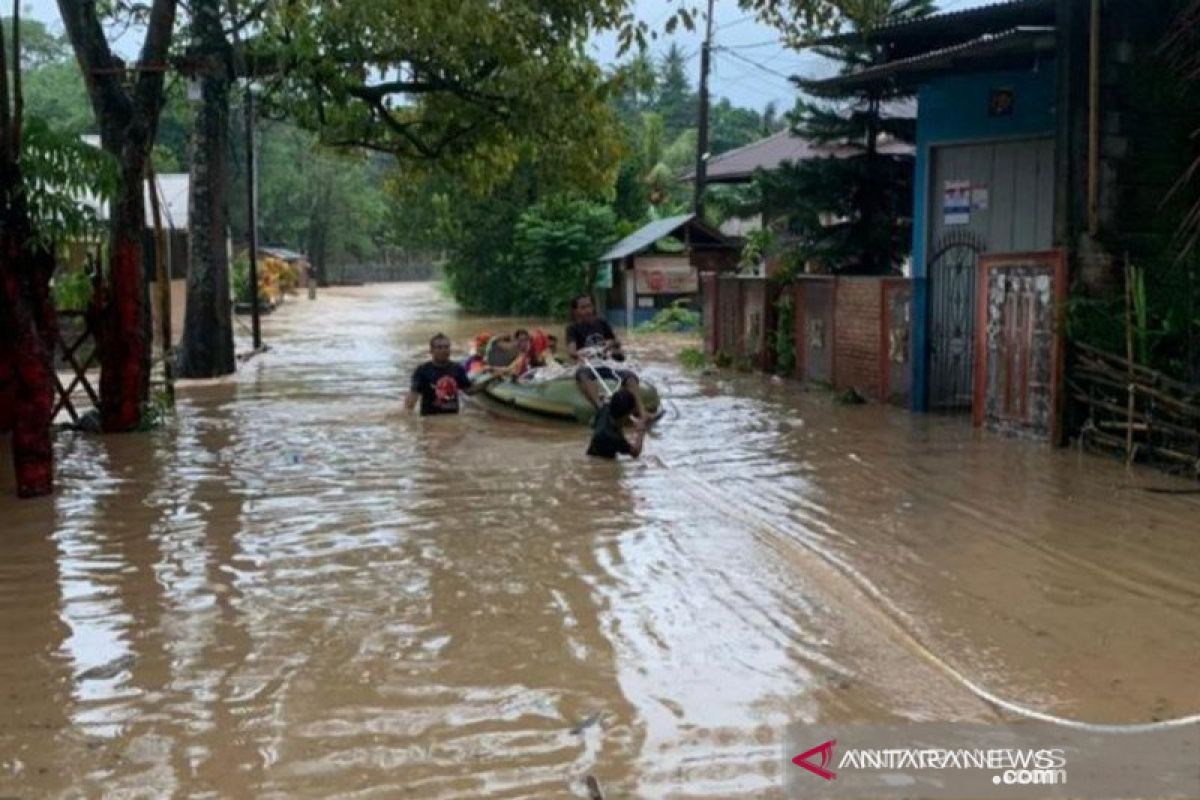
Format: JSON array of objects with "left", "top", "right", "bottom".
[{"left": 405, "top": 333, "right": 493, "bottom": 416}]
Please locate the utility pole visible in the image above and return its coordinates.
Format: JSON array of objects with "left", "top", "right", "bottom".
[
  {"left": 692, "top": 0, "right": 716, "bottom": 217},
  {"left": 244, "top": 88, "right": 261, "bottom": 350}
]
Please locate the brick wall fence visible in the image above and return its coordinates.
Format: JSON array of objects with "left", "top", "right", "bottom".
[{"left": 704, "top": 272, "right": 912, "bottom": 405}]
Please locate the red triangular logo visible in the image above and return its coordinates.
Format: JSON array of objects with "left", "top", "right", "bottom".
[{"left": 792, "top": 739, "right": 837, "bottom": 780}]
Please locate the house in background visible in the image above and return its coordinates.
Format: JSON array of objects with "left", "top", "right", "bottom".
[
  {"left": 806, "top": 0, "right": 1188, "bottom": 442},
  {"left": 681, "top": 129, "right": 914, "bottom": 272},
  {"left": 595, "top": 214, "right": 738, "bottom": 328}
]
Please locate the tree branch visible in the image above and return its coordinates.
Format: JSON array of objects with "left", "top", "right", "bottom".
[
  {"left": 223, "top": 0, "right": 270, "bottom": 36},
  {"left": 134, "top": 0, "right": 178, "bottom": 119},
  {"left": 56, "top": 0, "right": 133, "bottom": 128}
]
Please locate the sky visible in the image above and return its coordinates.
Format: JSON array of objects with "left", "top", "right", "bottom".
[{"left": 20, "top": 0, "right": 992, "bottom": 112}]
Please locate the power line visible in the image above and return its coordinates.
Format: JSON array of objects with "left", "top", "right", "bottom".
[
  {"left": 714, "top": 14, "right": 754, "bottom": 33},
  {"left": 716, "top": 47, "right": 799, "bottom": 83}
]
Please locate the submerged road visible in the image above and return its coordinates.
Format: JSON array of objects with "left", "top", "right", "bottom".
[{"left": 2, "top": 283, "right": 1198, "bottom": 798}]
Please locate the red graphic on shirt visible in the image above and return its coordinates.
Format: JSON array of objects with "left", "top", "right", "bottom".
[{"left": 433, "top": 375, "right": 460, "bottom": 408}]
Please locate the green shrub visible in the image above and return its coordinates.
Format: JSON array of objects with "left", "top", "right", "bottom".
[
  {"left": 230, "top": 254, "right": 252, "bottom": 304},
  {"left": 52, "top": 267, "right": 92, "bottom": 311},
  {"left": 677, "top": 347, "right": 707, "bottom": 369},
  {"left": 638, "top": 299, "right": 700, "bottom": 332}
]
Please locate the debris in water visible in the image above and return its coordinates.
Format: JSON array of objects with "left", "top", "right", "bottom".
[
  {"left": 77, "top": 654, "right": 135, "bottom": 682},
  {"left": 836, "top": 387, "right": 867, "bottom": 405},
  {"left": 570, "top": 712, "right": 603, "bottom": 735},
  {"left": 585, "top": 774, "right": 605, "bottom": 800}
]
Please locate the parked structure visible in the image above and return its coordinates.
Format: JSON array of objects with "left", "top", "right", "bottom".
[{"left": 596, "top": 214, "right": 737, "bottom": 328}]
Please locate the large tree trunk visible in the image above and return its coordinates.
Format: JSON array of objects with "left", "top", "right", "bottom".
[
  {"left": 177, "top": 0, "right": 234, "bottom": 378},
  {"left": 0, "top": 165, "right": 57, "bottom": 498},
  {"left": 99, "top": 158, "right": 153, "bottom": 432},
  {"left": 58, "top": 0, "right": 177, "bottom": 432}
]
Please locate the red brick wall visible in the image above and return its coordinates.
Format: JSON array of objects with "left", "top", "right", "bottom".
[{"left": 832, "top": 277, "right": 884, "bottom": 399}]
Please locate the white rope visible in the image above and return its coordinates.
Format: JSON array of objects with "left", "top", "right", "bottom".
[{"left": 670, "top": 466, "right": 1200, "bottom": 735}]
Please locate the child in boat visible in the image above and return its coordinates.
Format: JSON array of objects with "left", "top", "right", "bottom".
[
  {"left": 586, "top": 379, "right": 646, "bottom": 460},
  {"left": 462, "top": 332, "right": 492, "bottom": 376},
  {"left": 493, "top": 329, "right": 534, "bottom": 379}
]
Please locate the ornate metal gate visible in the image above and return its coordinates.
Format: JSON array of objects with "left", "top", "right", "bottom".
[{"left": 927, "top": 232, "right": 985, "bottom": 410}]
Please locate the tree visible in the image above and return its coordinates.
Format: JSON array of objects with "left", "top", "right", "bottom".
[
  {"left": 260, "top": 0, "right": 626, "bottom": 194},
  {"left": 57, "top": 0, "right": 179, "bottom": 431},
  {"left": 175, "top": 0, "right": 233, "bottom": 378},
  {"left": 0, "top": 15, "right": 69, "bottom": 69},
  {"left": 1, "top": 11, "right": 116, "bottom": 497},
  {"left": 655, "top": 43, "right": 696, "bottom": 139},
  {"left": 775, "top": 0, "right": 932, "bottom": 274}
]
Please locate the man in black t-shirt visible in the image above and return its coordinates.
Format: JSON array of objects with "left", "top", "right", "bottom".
[
  {"left": 565, "top": 295, "right": 623, "bottom": 360},
  {"left": 405, "top": 333, "right": 488, "bottom": 415},
  {"left": 567, "top": 294, "right": 645, "bottom": 415},
  {"left": 587, "top": 387, "right": 645, "bottom": 459}
]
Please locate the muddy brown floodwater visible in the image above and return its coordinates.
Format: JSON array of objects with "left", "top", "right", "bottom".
[{"left": 2, "top": 283, "right": 1199, "bottom": 799}]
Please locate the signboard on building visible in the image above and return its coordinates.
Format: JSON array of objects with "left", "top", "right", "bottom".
[
  {"left": 943, "top": 180, "right": 971, "bottom": 225},
  {"left": 635, "top": 256, "right": 698, "bottom": 295}
]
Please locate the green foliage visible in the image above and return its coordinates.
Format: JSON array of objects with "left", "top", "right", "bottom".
[
  {"left": 230, "top": 254, "right": 252, "bottom": 304},
  {"left": 638, "top": 299, "right": 700, "bottom": 332},
  {"left": 18, "top": 117, "right": 118, "bottom": 248},
  {"left": 677, "top": 347, "right": 707, "bottom": 369},
  {"left": 1, "top": 16, "right": 70, "bottom": 69},
  {"left": 766, "top": 0, "right": 932, "bottom": 275},
  {"left": 1065, "top": 259, "right": 1200, "bottom": 382},
  {"left": 773, "top": 292, "right": 796, "bottom": 375},
  {"left": 136, "top": 387, "right": 173, "bottom": 432},
  {"left": 440, "top": 186, "right": 617, "bottom": 316},
  {"left": 511, "top": 199, "right": 618, "bottom": 316},
  {"left": 52, "top": 267, "right": 93, "bottom": 312},
  {"left": 262, "top": 0, "right": 626, "bottom": 195},
  {"left": 230, "top": 121, "right": 389, "bottom": 270},
  {"left": 738, "top": 229, "right": 775, "bottom": 274}
]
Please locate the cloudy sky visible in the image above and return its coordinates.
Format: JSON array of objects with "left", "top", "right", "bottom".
[{"left": 19, "top": 0, "right": 991, "bottom": 111}]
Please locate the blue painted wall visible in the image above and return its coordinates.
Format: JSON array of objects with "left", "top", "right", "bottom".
[
  {"left": 909, "top": 62, "right": 1057, "bottom": 411},
  {"left": 606, "top": 308, "right": 659, "bottom": 329}
]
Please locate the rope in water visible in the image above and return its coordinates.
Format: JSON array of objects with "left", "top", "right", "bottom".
[{"left": 669, "top": 466, "right": 1200, "bottom": 734}]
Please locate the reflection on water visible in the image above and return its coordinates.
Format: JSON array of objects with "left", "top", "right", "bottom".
[{"left": 1, "top": 283, "right": 1198, "bottom": 798}]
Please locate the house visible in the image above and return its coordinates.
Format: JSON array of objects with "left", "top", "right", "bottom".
[
  {"left": 595, "top": 214, "right": 738, "bottom": 328},
  {"left": 805, "top": 0, "right": 1190, "bottom": 441},
  {"left": 681, "top": 129, "right": 914, "bottom": 267}
]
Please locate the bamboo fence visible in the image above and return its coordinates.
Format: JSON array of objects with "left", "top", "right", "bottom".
[{"left": 1068, "top": 342, "right": 1200, "bottom": 477}]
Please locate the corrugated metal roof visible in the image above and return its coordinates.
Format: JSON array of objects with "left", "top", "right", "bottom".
[
  {"left": 260, "top": 246, "right": 308, "bottom": 261},
  {"left": 818, "top": 0, "right": 1054, "bottom": 48},
  {"left": 598, "top": 214, "right": 695, "bottom": 262},
  {"left": 807, "top": 26, "right": 1056, "bottom": 94},
  {"left": 682, "top": 130, "right": 915, "bottom": 184}
]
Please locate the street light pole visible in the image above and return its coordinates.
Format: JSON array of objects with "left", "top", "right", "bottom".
[
  {"left": 244, "top": 87, "right": 261, "bottom": 350},
  {"left": 692, "top": 0, "right": 716, "bottom": 217}
]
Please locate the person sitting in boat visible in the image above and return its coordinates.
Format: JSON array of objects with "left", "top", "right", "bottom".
[
  {"left": 405, "top": 333, "right": 493, "bottom": 416},
  {"left": 565, "top": 295, "right": 644, "bottom": 419},
  {"left": 586, "top": 381, "right": 646, "bottom": 460},
  {"left": 545, "top": 334, "right": 561, "bottom": 364},
  {"left": 461, "top": 332, "right": 492, "bottom": 377},
  {"left": 491, "top": 329, "right": 535, "bottom": 379}
]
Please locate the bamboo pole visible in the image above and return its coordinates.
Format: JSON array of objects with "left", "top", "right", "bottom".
[
  {"left": 1087, "top": 0, "right": 1101, "bottom": 236},
  {"left": 1124, "top": 254, "right": 1135, "bottom": 465},
  {"left": 147, "top": 166, "right": 175, "bottom": 406}
]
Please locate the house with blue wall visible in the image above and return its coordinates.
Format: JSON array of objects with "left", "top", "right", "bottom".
[{"left": 810, "top": 0, "right": 1190, "bottom": 433}]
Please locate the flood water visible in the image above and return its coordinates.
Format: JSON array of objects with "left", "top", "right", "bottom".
[{"left": 2, "top": 283, "right": 1199, "bottom": 798}]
